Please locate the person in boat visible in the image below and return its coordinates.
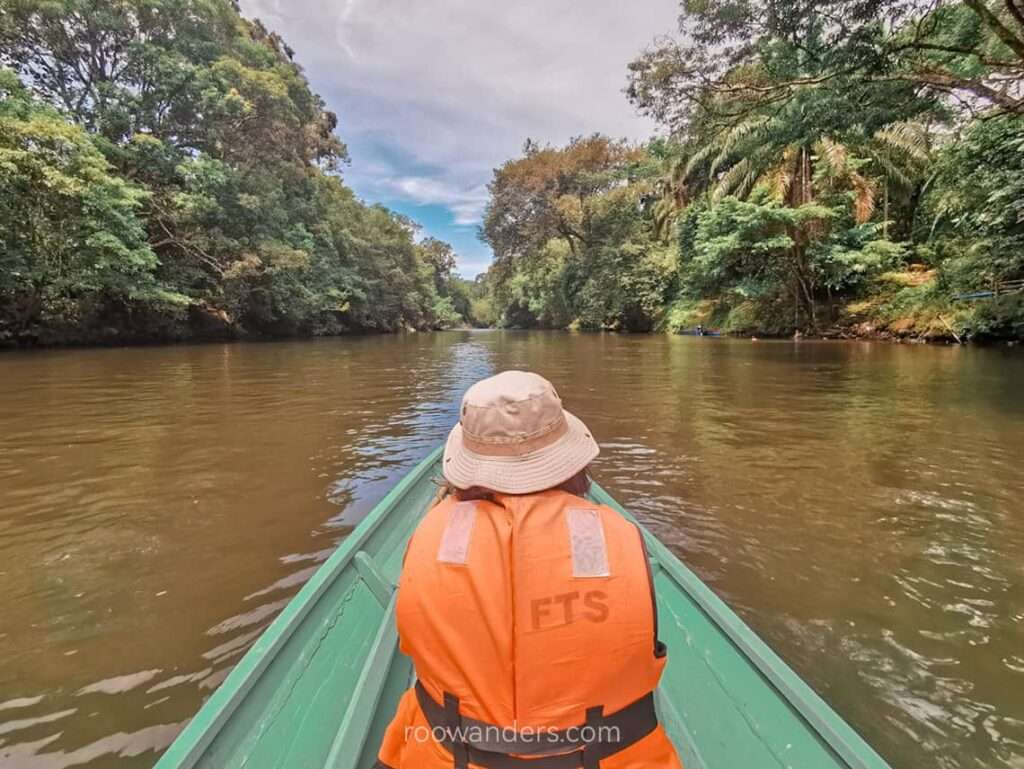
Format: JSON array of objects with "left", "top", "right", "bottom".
[{"left": 376, "top": 370, "right": 682, "bottom": 769}]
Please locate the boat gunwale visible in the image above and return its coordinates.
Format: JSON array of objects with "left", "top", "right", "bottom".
[
  {"left": 589, "top": 484, "right": 890, "bottom": 769},
  {"left": 158, "top": 446, "right": 891, "bottom": 769},
  {"left": 155, "top": 446, "right": 444, "bottom": 769}
]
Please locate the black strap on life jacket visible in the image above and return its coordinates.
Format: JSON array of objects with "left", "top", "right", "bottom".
[
  {"left": 414, "top": 682, "right": 659, "bottom": 769},
  {"left": 444, "top": 690, "right": 470, "bottom": 769},
  {"left": 581, "top": 705, "right": 603, "bottom": 769}
]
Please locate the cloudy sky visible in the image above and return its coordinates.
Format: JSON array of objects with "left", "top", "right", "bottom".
[{"left": 237, "top": 1, "right": 678, "bottom": 276}]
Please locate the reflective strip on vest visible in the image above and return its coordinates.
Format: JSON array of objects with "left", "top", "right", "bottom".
[
  {"left": 566, "top": 507, "right": 610, "bottom": 578},
  {"left": 437, "top": 501, "right": 477, "bottom": 564}
]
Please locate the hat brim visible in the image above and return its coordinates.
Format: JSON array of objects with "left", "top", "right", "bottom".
[{"left": 442, "top": 410, "right": 600, "bottom": 495}]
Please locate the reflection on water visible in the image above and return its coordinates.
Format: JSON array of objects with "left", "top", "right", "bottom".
[{"left": 0, "top": 332, "right": 1022, "bottom": 769}]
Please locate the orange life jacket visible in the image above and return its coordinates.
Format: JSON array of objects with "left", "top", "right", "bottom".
[{"left": 376, "top": 489, "right": 682, "bottom": 769}]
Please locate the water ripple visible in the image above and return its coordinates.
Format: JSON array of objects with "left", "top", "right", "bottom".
[{"left": 0, "top": 333, "right": 1022, "bottom": 769}]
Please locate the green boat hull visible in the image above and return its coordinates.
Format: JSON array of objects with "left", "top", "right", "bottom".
[{"left": 155, "top": 446, "right": 892, "bottom": 769}]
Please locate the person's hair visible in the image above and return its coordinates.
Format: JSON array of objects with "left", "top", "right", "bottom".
[{"left": 453, "top": 468, "right": 591, "bottom": 502}]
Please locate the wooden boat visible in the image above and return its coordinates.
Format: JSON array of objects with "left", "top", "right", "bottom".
[{"left": 155, "top": 446, "right": 892, "bottom": 769}]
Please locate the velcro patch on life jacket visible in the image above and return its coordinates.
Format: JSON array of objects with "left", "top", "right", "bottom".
[
  {"left": 567, "top": 507, "right": 610, "bottom": 578},
  {"left": 437, "top": 501, "right": 477, "bottom": 565}
]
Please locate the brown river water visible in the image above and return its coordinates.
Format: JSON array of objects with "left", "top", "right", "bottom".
[{"left": 0, "top": 331, "right": 1022, "bottom": 769}]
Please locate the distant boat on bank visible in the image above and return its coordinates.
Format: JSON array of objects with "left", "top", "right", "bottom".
[{"left": 677, "top": 327, "right": 722, "bottom": 337}]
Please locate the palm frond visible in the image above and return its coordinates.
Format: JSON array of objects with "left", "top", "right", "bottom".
[
  {"left": 683, "top": 142, "right": 718, "bottom": 181},
  {"left": 873, "top": 122, "right": 930, "bottom": 164},
  {"left": 815, "top": 137, "right": 849, "bottom": 178},
  {"left": 734, "top": 168, "right": 759, "bottom": 200},
  {"left": 707, "top": 114, "right": 772, "bottom": 178},
  {"left": 713, "top": 157, "right": 753, "bottom": 201},
  {"left": 757, "top": 162, "right": 792, "bottom": 202},
  {"left": 864, "top": 150, "right": 917, "bottom": 197},
  {"left": 654, "top": 194, "right": 685, "bottom": 241},
  {"left": 850, "top": 172, "right": 876, "bottom": 224},
  {"left": 667, "top": 155, "right": 687, "bottom": 187}
]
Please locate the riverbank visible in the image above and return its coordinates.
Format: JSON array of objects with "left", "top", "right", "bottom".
[
  {"left": 0, "top": 302, "right": 453, "bottom": 350},
  {"left": 665, "top": 270, "right": 1024, "bottom": 345},
  {"left": 4, "top": 309, "right": 1021, "bottom": 351},
  {"left": 6, "top": 270, "right": 1023, "bottom": 349}
]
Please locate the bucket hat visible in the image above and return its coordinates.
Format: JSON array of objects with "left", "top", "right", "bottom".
[{"left": 442, "top": 370, "right": 600, "bottom": 494}]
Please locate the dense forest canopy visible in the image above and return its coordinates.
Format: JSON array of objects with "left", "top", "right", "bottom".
[
  {"left": 0, "top": 0, "right": 476, "bottom": 345},
  {"left": 1, "top": 0, "right": 1022, "bottom": 344},
  {"left": 481, "top": 0, "right": 1024, "bottom": 339}
]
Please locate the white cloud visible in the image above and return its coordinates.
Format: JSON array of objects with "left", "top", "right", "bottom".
[
  {"left": 238, "top": 0, "right": 678, "bottom": 270},
  {"left": 386, "top": 177, "right": 489, "bottom": 225}
]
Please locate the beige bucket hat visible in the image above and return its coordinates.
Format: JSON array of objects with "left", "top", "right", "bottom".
[{"left": 443, "top": 370, "right": 600, "bottom": 494}]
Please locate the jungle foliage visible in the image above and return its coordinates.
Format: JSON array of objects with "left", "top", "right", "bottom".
[
  {"left": 3, "top": 0, "right": 1022, "bottom": 343},
  {"left": 0, "top": 0, "right": 469, "bottom": 345},
  {"left": 482, "top": 0, "right": 1024, "bottom": 339}
]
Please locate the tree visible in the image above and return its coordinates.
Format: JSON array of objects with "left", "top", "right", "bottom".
[
  {"left": 482, "top": 137, "right": 675, "bottom": 331},
  {"left": 483, "top": 135, "right": 644, "bottom": 262},
  {"left": 0, "top": 0, "right": 462, "bottom": 344},
  {"left": 0, "top": 0, "right": 344, "bottom": 160},
  {"left": 627, "top": 0, "right": 1024, "bottom": 131},
  {"left": 0, "top": 69, "right": 165, "bottom": 339},
  {"left": 624, "top": 18, "right": 943, "bottom": 331},
  {"left": 678, "top": 190, "right": 903, "bottom": 332},
  {"left": 923, "top": 114, "right": 1024, "bottom": 290}
]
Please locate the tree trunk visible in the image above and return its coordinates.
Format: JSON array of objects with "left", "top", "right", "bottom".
[
  {"left": 883, "top": 183, "right": 889, "bottom": 239},
  {"left": 792, "top": 247, "right": 817, "bottom": 331}
]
